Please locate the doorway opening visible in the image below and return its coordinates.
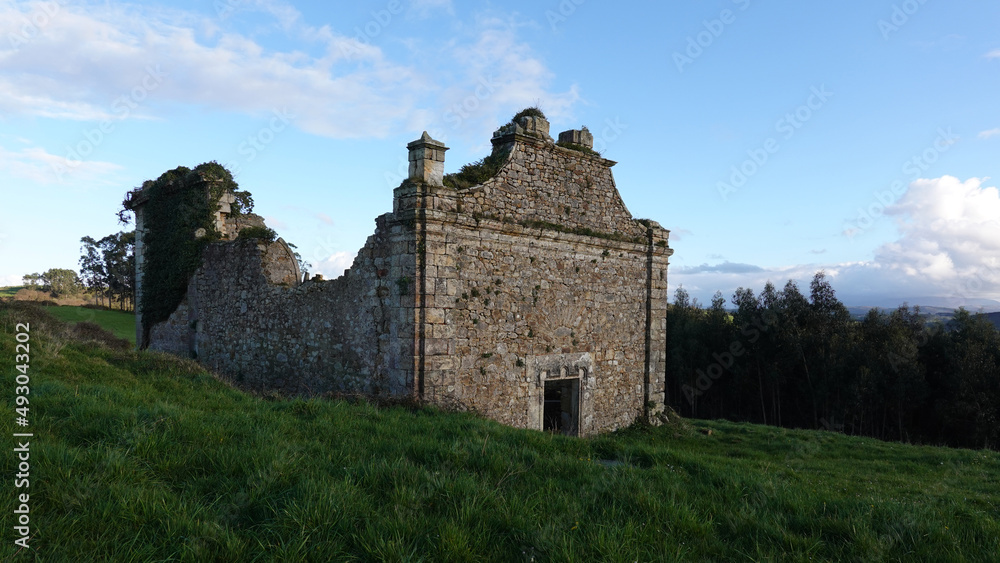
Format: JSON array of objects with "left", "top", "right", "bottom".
[{"left": 543, "top": 378, "right": 580, "bottom": 436}]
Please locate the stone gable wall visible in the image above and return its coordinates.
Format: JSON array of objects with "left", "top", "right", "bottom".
[{"left": 457, "top": 134, "right": 647, "bottom": 241}]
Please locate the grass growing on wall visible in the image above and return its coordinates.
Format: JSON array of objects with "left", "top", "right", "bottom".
[
  {"left": 441, "top": 107, "right": 546, "bottom": 190},
  {"left": 510, "top": 106, "right": 545, "bottom": 123},
  {"left": 2, "top": 301, "right": 999, "bottom": 561},
  {"left": 442, "top": 149, "right": 511, "bottom": 190}
]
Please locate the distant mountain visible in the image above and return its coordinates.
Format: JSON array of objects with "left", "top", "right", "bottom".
[
  {"left": 988, "top": 312, "right": 1000, "bottom": 329},
  {"left": 846, "top": 306, "right": 1000, "bottom": 328},
  {"left": 842, "top": 296, "right": 1000, "bottom": 313}
]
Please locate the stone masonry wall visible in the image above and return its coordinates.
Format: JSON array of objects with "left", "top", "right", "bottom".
[
  {"left": 457, "top": 132, "right": 648, "bottom": 242},
  {"left": 417, "top": 216, "right": 670, "bottom": 435},
  {"left": 137, "top": 116, "right": 672, "bottom": 437},
  {"left": 404, "top": 130, "right": 671, "bottom": 435},
  {"left": 149, "top": 216, "right": 416, "bottom": 395}
]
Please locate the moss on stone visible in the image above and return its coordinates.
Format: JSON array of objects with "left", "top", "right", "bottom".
[{"left": 556, "top": 141, "right": 602, "bottom": 157}]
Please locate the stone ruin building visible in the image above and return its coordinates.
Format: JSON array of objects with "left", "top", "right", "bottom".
[{"left": 127, "top": 114, "right": 673, "bottom": 437}]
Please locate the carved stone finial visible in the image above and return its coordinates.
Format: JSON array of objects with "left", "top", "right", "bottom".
[{"left": 407, "top": 131, "right": 449, "bottom": 185}]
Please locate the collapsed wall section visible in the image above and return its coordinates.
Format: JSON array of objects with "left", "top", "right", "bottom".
[{"left": 147, "top": 215, "right": 417, "bottom": 395}]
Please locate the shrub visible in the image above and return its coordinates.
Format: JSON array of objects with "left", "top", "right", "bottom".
[{"left": 236, "top": 226, "right": 278, "bottom": 243}]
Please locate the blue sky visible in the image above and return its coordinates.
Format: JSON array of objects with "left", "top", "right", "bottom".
[{"left": 2, "top": 0, "right": 999, "bottom": 308}]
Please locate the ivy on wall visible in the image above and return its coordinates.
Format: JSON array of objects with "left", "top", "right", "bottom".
[{"left": 123, "top": 161, "right": 253, "bottom": 337}]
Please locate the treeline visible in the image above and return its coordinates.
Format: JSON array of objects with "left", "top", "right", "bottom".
[
  {"left": 666, "top": 272, "right": 1000, "bottom": 450},
  {"left": 79, "top": 231, "right": 135, "bottom": 311},
  {"left": 22, "top": 268, "right": 84, "bottom": 296}
]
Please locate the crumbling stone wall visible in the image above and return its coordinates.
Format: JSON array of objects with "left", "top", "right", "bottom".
[
  {"left": 148, "top": 220, "right": 416, "bottom": 395},
  {"left": 132, "top": 114, "right": 672, "bottom": 436}
]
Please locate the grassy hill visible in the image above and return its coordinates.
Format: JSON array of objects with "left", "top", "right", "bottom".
[
  {"left": 2, "top": 301, "right": 998, "bottom": 561},
  {"left": 41, "top": 304, "right": 135, "bottom": 344},
  {"left": 0, "top": 285, "right": 25, "bottom": 299}
]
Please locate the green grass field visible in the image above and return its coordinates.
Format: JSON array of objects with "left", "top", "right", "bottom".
[
  {"left": 41, "top": 304, "right": 135, "bottom": 344},
  {"left": 0, "top": 285, "right": 25, "bottom": 298},
  {"left": 2, "top": 301, "right": 998, "bottom": 561}
]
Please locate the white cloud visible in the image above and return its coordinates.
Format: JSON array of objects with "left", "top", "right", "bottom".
[
  {"left": 985, "top": 49, "right": 1000, "bottom": 60},
  {"left": 0, "top": 274, "right": 24, "bottom": 287},
  {"left": 0, "top": 1, "right": 579, "bottom": 141},
  {"left": 877, "top": 176, "right": 1000, "bottom": 297},
  {"left": 264, "top": 216, "right": 288, "bottom": 230},
  {"left": 412, "top": 15, "right": 581, "bottom": 145},
  {"left": 312, "top": 251, "right": 355, "bottom": 279},
  {"left": 0, "top": 2, "right": 422, "bottom": 137},
  {"left": 670, "top": 228, "right": 693, "bottom": 241},
  {"left": 978, "top": 128, "right": 1000, "bottom": 140},
  {"left": 674, "top": 177, "right": 1000, "bottom": 307},
  {"left": 0, "top": 144, "right": 122, "bottom": 185}
]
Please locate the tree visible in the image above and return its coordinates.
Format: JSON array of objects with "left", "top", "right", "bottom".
[
  {"left": 80, "top": 236, "right": 108, "bottom": 306},
  {"left": 944, "top": 309, "right": 1000, "bottom": 448},
  {"left": 79, "top": 231, "right": 135, "bottom": 310},
  {"left": 44, "top": 268, "right": 83, "bottom": 296},
  {"left": 664, "top": 274, "right": 1000, "bottom": 450}
]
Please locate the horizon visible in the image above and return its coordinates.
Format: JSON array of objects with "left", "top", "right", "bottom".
[{"left": 2, "top": 1, "right": 999, "bottom": 309}]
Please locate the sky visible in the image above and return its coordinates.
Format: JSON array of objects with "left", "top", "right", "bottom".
[{"left": 1, "top": 0, "right": 999, "bottom": 309}]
